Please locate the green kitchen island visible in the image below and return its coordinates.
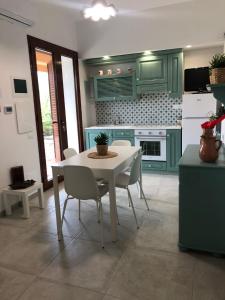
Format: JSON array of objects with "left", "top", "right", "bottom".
[{"left": 179, "top": 145, "right": 225, "bottom": 256}]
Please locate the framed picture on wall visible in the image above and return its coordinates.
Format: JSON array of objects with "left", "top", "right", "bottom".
[{"left": 11, "top": 77, "right": 28, "bottom": 97}]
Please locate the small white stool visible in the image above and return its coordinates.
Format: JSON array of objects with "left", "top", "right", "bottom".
[{"left": 2, "top": 182, "right": 44, "bottom": 219}]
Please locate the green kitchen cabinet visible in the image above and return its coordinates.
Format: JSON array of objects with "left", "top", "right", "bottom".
[
  {"left": 85, "top": 129, "right": 112, "bottom": 149},
  {"left": 168, "top": 52, "right": 183, "bottom": 98},
  {"left": 136, "top": 55, "right": 168, "bottom": 85},
  {"left": 166, "top": 129, "right": 182, "bottom": 172},
  {"left": 142, "top": 161, "right": 167, "bottom": 172},
  {"left": 112, "top": 129, "right": 135, "bottom": 145},
  {"left": 94, "top": 73, "right": 136, "bottom": 101},
  {"left": 179, "top": 145, "right": 225, "bottom": 255}
]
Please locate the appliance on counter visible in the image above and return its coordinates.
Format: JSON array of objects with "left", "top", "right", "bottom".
[
  {"left": 182, "top": 93, "right": 217, "bottom": 153},
  {"left": 184, "top": 67, "right": 210, "bottom": 93},
  {"left": 135, "top": 129, "right": 166, "bottom": 161}
]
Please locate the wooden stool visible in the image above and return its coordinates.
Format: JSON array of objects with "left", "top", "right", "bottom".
[{"left": 2, "top": 182, "right": 44, "bottom": 219}]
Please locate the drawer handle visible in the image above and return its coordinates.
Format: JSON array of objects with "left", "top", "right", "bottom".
[{"left": 148, "top": 164, "right": 152, "bottom": 167}]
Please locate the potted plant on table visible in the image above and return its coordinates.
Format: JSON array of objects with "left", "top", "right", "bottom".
[
  {"left": 94, "top": 132, "right": 109, "bottom": 156},
  {"left": 209, "top": 53, "right": 225, "bottom": 84}
]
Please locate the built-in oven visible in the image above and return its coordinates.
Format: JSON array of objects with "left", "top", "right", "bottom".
[{"left": 135, "top": 129, "right": 167, "bottom": 161}]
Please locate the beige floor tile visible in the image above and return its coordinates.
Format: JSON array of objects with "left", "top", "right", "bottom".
[
  {"left": 18, "top": 278, "right": 104, "bottom": 300},
  {"left": 40, "top": 239, "right": 125, "bottom": 292},
  {"left": 0, "top": 224, "right": 30, "bottom": 254},
  {"left": 0, "top": 205, "right": 54, "bottom": 229},
  {"left": 0, "top": 266, "right": 35, "bottom": 300},
  {"left": 192, "top": 255, "right": 225, "bottom": 299},
  {"left": 0, "top": 231, "right": 72, "bottom": 275},
  {"left": 106, "top": 247, "right": 194, "bottom": 300},
  {"left": 132, "top": 201, "right": 179, "bottom": 253},
  {"left": 103, "top": 295, "right": 121, "bottom": 300}
]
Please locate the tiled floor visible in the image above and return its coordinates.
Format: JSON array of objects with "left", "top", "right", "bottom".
[{"left": 1, "top": 173, "right": 225, "bottom": 300}]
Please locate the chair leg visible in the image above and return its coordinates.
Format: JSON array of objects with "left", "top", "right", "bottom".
[
  {"left": 78, "top": 199, "right": 81, "bottom": 220},
  {"left": 99, "top": 199, "right": 104, "bottom": 248},
  {"left": 116, "top": 205, "right": 120, "bottom": 225},
  {"left": 127, "top": 187, "right": 139, "bottom": 229},
  {"left": 62, "top": 197, "right": 69, "bottom": 223},
  {"left": 96, "top": 201, "right": 100, "bottom": 223},
  {"left": 138, "top": 180, "right": 150, "bottom": 211}
]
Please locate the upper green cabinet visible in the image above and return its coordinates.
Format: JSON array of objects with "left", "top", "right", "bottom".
[
  {"left": 94, "top": 73, "right": 136, "bottom": 101},
  {"left": 136, "top": 50, "right": 183, "bottom": 98},
  {"left": 168, "top": 52, "right": 183, "bottom": 98},
  {"left": 136, "top": 55, "right": 168, "bottom": 85},
  {"left": 166, "top": 129, "right": 182, "bottom": 172}
]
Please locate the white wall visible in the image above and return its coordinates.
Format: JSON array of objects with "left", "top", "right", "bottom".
[
  {"left": 76, "top": 0, "right": 225, "bottom": 59},
  {"left": 0, "top": 3, "right": 79, "bottom": 211},
  {"left": 79, "top": 61, "right": 96, "bottom": 129},
  {"left": 184, "top": 46, "right": 224, "bottom": 69}
]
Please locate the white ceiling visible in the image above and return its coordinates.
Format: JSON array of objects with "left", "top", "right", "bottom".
[{"left": 0, "top": 0, "right": 194, "bottom": 20}]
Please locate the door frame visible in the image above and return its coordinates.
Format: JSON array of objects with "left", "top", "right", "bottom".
[{"left": 27, "top": 35, "right": 84, "bottom": 190}]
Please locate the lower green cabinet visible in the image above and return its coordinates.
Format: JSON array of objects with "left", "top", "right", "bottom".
[
  {"left": 166, "top": 129, "right": 182, "bottom": 171},
  {"left": 112, "top": 129, "right": 134, "bottom": 145},
  {"left": 142, "top": 161, "right": 167, "bottom": 171},
  {"left": 85, "top": 129, "right": 112, "bottom": 149}
]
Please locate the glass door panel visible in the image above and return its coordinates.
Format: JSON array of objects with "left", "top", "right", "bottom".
[
  {"left": 61, "top": 56, "right": 79, "bottom": 153},
  {"left": 36, "top": 49, "right": 61, "bottom": 180}
]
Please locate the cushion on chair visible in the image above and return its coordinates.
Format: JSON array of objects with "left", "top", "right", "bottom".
[{"left": 115, "top": 173, "right": 130, "bottom": 188}]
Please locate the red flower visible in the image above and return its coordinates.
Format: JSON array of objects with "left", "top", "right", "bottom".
[{"left": 201, "top": 114, "right": 225, "bottom": 129}]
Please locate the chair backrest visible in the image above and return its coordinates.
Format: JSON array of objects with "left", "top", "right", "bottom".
[
  {"left": 63, "top": 148, "right": 77, "bottom": 159},
  {"left": 129, "top": 152, "right": 142, "bottom": 185},
  {"left": 64, "top": 165, "right": 99, "bottom": 200},
  {"left": 111, "top": 140, "right": 132, "bottom": 146}
]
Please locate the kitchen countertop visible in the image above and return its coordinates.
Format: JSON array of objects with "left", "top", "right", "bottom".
[
  {"left": 85, "top": 124, "right": 182, "bottom": 130},
  {"left": 179, "top": 145, "right": 225, "bottom": 169}
]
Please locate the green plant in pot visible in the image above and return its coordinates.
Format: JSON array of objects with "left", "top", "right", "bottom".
[
  {"left": 209, "top": 53, "right": 225, "bottom": 84},
  {"left": 94, "top": 132, "right": 109, "bottom": 156}
]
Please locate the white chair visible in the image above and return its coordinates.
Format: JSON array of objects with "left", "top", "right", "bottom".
[
  {"left": 62, "top": 165, "right": 108, "bottom": 248},
  {"left": 115, "top": 152, "right": 150, "bottom": 228},
  {"left": 111, "top": 140, "right": 132, "bottom": 146},
  {"left": 63, "top": 148, "right": 77, "bottom": 159}
]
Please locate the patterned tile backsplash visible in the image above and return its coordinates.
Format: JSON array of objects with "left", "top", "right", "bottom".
[{"left": 96, "top": 93, "right": 182, "bottom": 125}]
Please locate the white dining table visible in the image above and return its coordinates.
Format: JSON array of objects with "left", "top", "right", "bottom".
[{"left": 52, "top": 145, "right": 141, "bottom": 242}]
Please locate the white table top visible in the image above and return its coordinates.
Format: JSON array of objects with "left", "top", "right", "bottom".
[{"left": 52, "top": 146, "right": 141, "bottom": 171}]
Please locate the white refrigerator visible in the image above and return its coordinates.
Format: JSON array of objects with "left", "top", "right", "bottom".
[{"left": 182, "top": 93, "right": 217, "bottom": 153}]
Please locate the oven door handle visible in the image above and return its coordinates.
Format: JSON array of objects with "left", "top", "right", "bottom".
[{"left": 135, "top": 136, "right": 167, "bottom": 140}]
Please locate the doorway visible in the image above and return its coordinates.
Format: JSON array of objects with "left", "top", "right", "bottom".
[{"left": 27, "top": 36, "right": 84, "bottom": 190}]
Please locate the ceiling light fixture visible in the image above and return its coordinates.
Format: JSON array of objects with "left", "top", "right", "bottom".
[
  {"left": 83, "top": 0, "right": 117, "bottom": 22},
  {"left": 185, "top": 45, "right": 192, "bottom": 48}
]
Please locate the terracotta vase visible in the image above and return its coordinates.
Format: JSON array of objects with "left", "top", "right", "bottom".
[
  {"left": 96, "top": 144, "right": 108, "bottom": 156},
  {"left": 210, "top": 68, "right": 225, "bottom": 84},
  {"left": 199, "top": 128, "right": 222, "bottom": 163}
]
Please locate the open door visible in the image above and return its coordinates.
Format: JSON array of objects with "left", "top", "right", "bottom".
[{"left": 28, "top": 36, "right": 84, "bottom": 190}]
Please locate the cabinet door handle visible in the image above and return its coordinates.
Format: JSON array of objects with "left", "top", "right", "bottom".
[{"left": 167, "top": 134, "right": 170, "bottom": 137}]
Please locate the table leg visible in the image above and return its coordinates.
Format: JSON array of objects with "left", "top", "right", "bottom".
[
  {"left": 38, "top": 185, "right": 44, "bottom": 209},
  {"left": 3, "top": 193, "right": 12, "bottom": 216},
  {"left": 108, "top": 175, "right": 117, "bottom": 242},
  {"left": 22, "top": 194, "right": 30, "bottom": 219},
  {"left": 53, "top": 168, "right": 63, "bottom": 241}
]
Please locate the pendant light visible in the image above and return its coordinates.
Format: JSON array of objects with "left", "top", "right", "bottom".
[{"left": 83, "top": 0, "right": 117, "bottom": 22}]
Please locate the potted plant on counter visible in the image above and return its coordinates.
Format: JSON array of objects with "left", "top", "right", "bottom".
[
  {"left": 94, "top": 132, "right": 109, "bottom": 156},
  {"left": 209, "top": 53, "right": 225, "bottom": 84}
]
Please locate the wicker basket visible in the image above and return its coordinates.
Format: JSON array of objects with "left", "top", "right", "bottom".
[{"left": 210, "top": 68, "right": 225, "bottom": 84}]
